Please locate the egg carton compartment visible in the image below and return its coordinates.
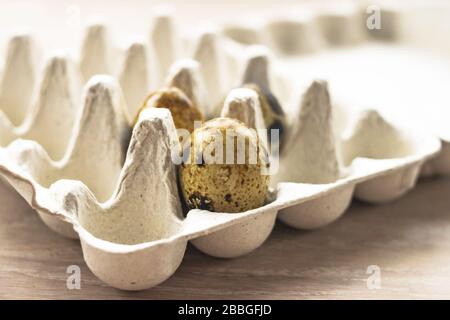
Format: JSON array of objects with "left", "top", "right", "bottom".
[
  {"left": 0, "top": 9, "right": 442, "bottom": 291},
  {"left": 221, "top": 0, "right": 450, "bottom": 176}
]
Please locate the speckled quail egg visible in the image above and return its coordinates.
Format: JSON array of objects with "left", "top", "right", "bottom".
[
  {"left": 135, "top": 87, "right": 203, "bottom": 132},
  {"left": 243, "top": 83, "right": 286, "bottom": 147},
  {"left": 179, "top": 117, "right": 270, "bottom": 213}
]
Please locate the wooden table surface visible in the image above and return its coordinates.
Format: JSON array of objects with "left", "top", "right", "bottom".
[{"left": 1, "top": 176, "right": 450, "bottom": 300}]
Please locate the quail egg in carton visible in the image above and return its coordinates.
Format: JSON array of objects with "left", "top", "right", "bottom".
[{"left": 0, "top": 9, "right": 442, "bottom": 291}]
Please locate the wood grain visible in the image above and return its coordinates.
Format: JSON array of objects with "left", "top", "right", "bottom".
[{"left": 1, "top": 177, "right": 450, "bottom": 300}]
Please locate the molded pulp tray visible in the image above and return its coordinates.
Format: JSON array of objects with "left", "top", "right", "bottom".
[
  {"left": 221, "top": 0, "right": 450, "bottom": 176},
  {"left": 0, "top": 3, "right": 444, "bottom": 290}
]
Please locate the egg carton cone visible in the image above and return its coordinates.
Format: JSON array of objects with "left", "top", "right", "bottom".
[
  {"left": 0, "top": 11, "right": 443, "bottom": 291},
  {"left": 220, "top": 0, "right": 450, "bottom": 177}
]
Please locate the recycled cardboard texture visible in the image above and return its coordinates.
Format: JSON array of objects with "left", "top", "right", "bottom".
[
  {"left": 0, "top": 5, "right": 444, "bottom": 290},
  {"left": 220, "top": 1, "right": 450, "bottom": 176}
]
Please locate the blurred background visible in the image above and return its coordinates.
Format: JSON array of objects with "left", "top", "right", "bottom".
[
  {"left": 0, "top": 0, "right": 320, "bottom": 52},
  {"left": 0, "top": 0, "right": 449, "bottom": 54}
]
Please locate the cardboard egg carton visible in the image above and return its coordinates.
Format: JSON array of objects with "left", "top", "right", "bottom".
[
  {"left": 0, "top": 7, "right": 443, "bottom": 290},
  {"left": 221, "top": 0, "right": 450, "bottom": 177}
]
